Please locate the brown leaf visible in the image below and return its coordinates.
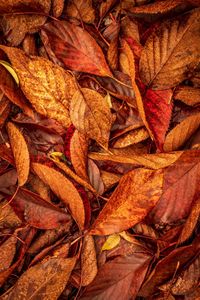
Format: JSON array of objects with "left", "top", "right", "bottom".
[
  {"left": 6, "top": 256, "right": 76, "bottom": 300},
  {"left": 149, "top": 150, "right": 200, "bottom": 224},
  {"left": 0, "top": 46, "right": 77, "bottom": 128},
  {"left": 70, "top": 88, "right": 112, "bottom": 148},
  {"left": 7, "top": 122, "right": 30, "bottom": 186},
  {"left": 107, "top": 31, "right": 119, "bottom": 70},
  {"left": 101, "top": 170, "right": 121, "bottom": 191},
  {"left": 0, "top": 93, "right": 10, "bottom": 129},
  {"left": 88, "top": 159, "right": 104, "bottom": 195},
  {"left": 52, "top": 0, "right": 64, "bottom": 18},
  {"left": 178, "top": 196, "right": 200, "bottom": 244},
  {"left": 70, "top": 129, "right": 89, "bottom": 181},
  {"left": 65, "top": 0, "right": 95, "bottom": 24},
  {"left": 80, "top": 251, "right": 151, "bottom": 300},
  {"left": 139, "top": 9, "right": 200, "bottom": 89},
  {"left": 81, "top": 235, "right": 98, "bottom": 286},
  {"left": 41, "top": 20, "right": 112, "bottom": 76},
  {"left": 0, "top": 236, "right": 17, "bottom": 272},
  {"left": 174, "top": 86, "right": 200, "bottom": 106},
  {"left": 10, "top": 188, "right": 71, "bottom": 229},
  {"left": 139, "top": 237, "right": 200, "bottom": 297},
  {"left": 90, "top": 168, "right": 164, "bottom": 235},
  {"left": 129, "top": 0, "right": 184, "bottom": 15},
  {"left": 99, "top": 0, "right": 117, "bottom": 19},
  {"left": 0, "top": 200, "right": 22, "bottom": 229},
  {"left": 32, "top": 163, "right": 85, "bottom": 229},
  {"left": 163, "top": 112, "right": 200, "bottom": 152},
  {"left": 1, "top": 0, "right": 51, "bottom": 46}
]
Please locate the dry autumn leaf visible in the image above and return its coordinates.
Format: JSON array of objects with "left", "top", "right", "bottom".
[
  {"left": 7, "top": 122, "right": 30, "bottom": 186},
  {"left": 66, "top": 0, "right": 95, "bottom": 24},
  {"left": 90, "top": 168, "right": 164, "bottom": 235},
  {"left": 32, "top": 163, "right": 85, "bottom": 230},
  {"left": 139, "top": 9, "right": 200, "bottom": 89},
  {"left": 70, "top": 88, "right": 112, "bottom": 149},
  {"left": 0, "top": 46, "right": 77, "bottom": 127}
]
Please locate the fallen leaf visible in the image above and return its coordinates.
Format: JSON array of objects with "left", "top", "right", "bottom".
[
  {"left": 52, "top": 0, "right": 64, "bottom": 18},
  {"left": 70, "top": 129, "right": 89, "bottom": 181},
  {"left": 90, "top": 168, "right": 164, "bottom": 235},
  {"left": 163, "top": 112, "right": 200, "bottom": 152},
  {"left": 66, "top": 0, "right": 95, "bottom": 24},
  {"left": 129, "top": 0, "right": 184, "bottom": 14},
  {"left": 6, "top": 256, "right": 76, "bottom": 300},
  {"left": 70, "top": 88, "right": 112, "bottom": 149},
  {"left": 32, "top": 163, "right": 85, "bottom": 229},
  {"left": 101, "top": 234, "right": 121, "bottom": 251},
  {"left": 88, "top": 159, "right": 104, "bottom": 195},
  {"left": 139, "top": 9, "right": 200, "bottom": 89},
  {"left": 41, "top": 20, "right": 112, "bottom": 76},
  {"left": 81, "top": 235, "right": 98, "bottom": 286},
  {"left": 0, "top": 46, "right": 77, "bottom": 127},
  {"left": 112, "top": 127, "right": 149, "bottom": 148},
  {"left": 7, "top": 122, "right": 30, "bottom": 186},
  {"left": 174, "top": 86, "right": 200, "bottom": 106},
  {"left": 0, "top": 60, "right": 19, "bottom": 85},
  {"left": 0, "top": 236, "right": 17, "bottom": 272}
]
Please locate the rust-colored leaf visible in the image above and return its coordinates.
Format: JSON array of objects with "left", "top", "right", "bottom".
[
  {"left": 174, "top": 86, "right": 200, "bottom": 106},
  {"left": 5, "top": 256, "right": 76, "bottom": 300},
  {"left": 66, "top": 0, "right": 95, "bottom": 24},
  {"left": 70, "top": 88, "right": 112, "bottom": 149},
  {"left": 41, "top": 20, "right": 112, "bottom": 76},
  {"left": 32, "top": 163, "right": 85, "bottom": 229},
  {"left": 81, "top": 235, "right": 98, "bottom": 286},
  {"left": 139, "top": 9, "right": 200, "bottom": 89},
  {"left": 0, "top": 46, "right": 77, "bottom": 128},
  {"left": 0, "top": 236, "right": 17, "bottom": 272},
  {"left": 90, "top": 168, "right": 164, "bottom": 235},
  {"left": 7, "top": 122, "right": 30, "bottom": 186}
]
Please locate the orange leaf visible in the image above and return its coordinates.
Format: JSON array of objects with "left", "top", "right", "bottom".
[{"left": 7, "top": 122, "right": 30, "bottom": 186}]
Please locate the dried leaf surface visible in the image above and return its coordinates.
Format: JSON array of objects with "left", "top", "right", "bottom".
[
  {"left": 7, "top": 122, "right": 30, "bottom": 186},
  {"left": 139, "top": 9, "right": 200, "bottom": 89},
  {"left": 70, "top": 88, "right": 112, "bottom": 148},
  {"left": 90, "top": 168, "right": 164, "bottom": 235},
  {"left": 32, "top": 163, "right": 85, "bottom": 229},
  {"left": 66, "top": 0, "right": 95, "bottom": 24}
]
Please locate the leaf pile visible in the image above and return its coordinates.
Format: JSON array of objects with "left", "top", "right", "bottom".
[{"left": 0, "top": 1, "right": 200, "bottom": 299}]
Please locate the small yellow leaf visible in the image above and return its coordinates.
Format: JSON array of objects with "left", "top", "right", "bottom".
[
  {"left": 0, "top": 60, "right": 19, "bottom": 85},
  {"left": 101, "top": 234, "right": 121, "bottom": 251}
]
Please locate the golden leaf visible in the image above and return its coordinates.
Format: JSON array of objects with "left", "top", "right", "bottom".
[
  {"left": 52, "top": 0, "right": 64, "bottom": 17},
  {"left": 101, "top": 234, "right": 121, "bottom": 251},
  {"left": 70, "top": 88, "right": 112, "bottom": 149},
  {"left": 70, "top": 130, "right": 89, "bottom": 182},
  {"left": 5, "top": 256, "right": 76, "bottom": 300},
  {"left": 174, "top": 86, "right": 200, "bottom": 106},
  {"left": 7, "top": 122, "right": 30, "bottom": 186},
  {"left": 90, "top": 168, "right": 164, "bottom": 235},
  {"left": 112, "top": 127, "right": 149, "bottom": 148},
  {"left": 139, "top": 9, "right": 200, "bottom": 89},
  {"left": 81, "top": 235, "right": 98, "bottom": 286},
  {"left": 32, "top": 163, "right": 85, "bottom": 230},
  {"left": 0, "top": 46, "right": 77, "bottom": 128},
  {"left": 163, "top": 113, "right": 200, "bottom": 152},
  {"left": 66, "top": 0, "right": 95, "bottom": 24}
]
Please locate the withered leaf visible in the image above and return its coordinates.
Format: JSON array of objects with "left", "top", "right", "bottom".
[
  {"left": 7, "top": 122, "right": 30, "bottom": 186},
  {"left": 80, "top": 251, "right": 151, "bottom": 300},
  {"left": 139, "top": 9, "right": 200, "bottom": 89},
  {"left": 52, "top": 0, "right": 64, "bottom": 18},
  {"left": 10, "top": 188, "right": 71, "bottom": 230},
  {"left": 139, "top": 237, "right": 200, "bottom": 297},
  {"left": 90, "top": 168, "right": 164, "bottom": 235},
  {"left": 174, "top": 86, "right": 200, "bottom": 106},
  {"left": 112, "top": 127, "right": 149, "bottom": 148},
  {"left": 0, "top": 46, "right": 77, "bottom": 128},
  {"left": 32, "top": 163, "right": 85, "bottom": 229},
  {"left": 70, "top": 88, "right": 112, "bottom": 149},
  {"left": 163, "top": 112, "right": 200, "bottom": 152},
  {"left": 0, "top": 236, "right": 17, "bottom": 272},
  {"left": 88, "top": 159, "right": 104, "bottom": 195},
  {"left": 41, "top": 20, "right": 112, "bottom": 76},
  {"left": 89, "top": 151, "right": 183, "bottom": 170},
  {"left": 66, "top": 0, "right": 95, "bottom": 24},
  {"left": 0, "top": 200, "right": 22, "bottom": 229},
  {"left": 70, "top": 129, "right": 89, "bottom": 182},
  {"left": 1, "top": 0, "right": 51, "bottom": 46},
  {"left": 6, "top": 256, "right": 76, "bottom": 300},
  {"left": 129, "top": 0, "right": 184, "bottom": 15},
  {"left": 81, "top": 235, "right": 98, "bottom": 286},
  {"left": 150, "top": 150, "right": 200, "bottom": 224},
  {"left": 101, "top": 234, "right": 121, "bottom": 251}
]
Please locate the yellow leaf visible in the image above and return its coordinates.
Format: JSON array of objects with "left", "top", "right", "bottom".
[
  {"left": 101, "top": 234, "right": 121, "bottom": 251},
  {"left": 0, "top": 60, "right": 19, "bottom": 85}
]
